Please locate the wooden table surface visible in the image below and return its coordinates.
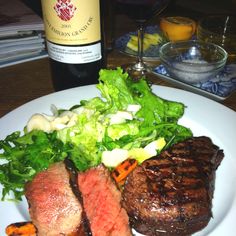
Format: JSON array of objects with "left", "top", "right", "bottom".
[{"left": 0, "top": 9, "right": 236, "bottom": 118}]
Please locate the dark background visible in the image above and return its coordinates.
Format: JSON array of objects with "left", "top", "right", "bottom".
[{"left": 22, "top": 0, "right": 236, "bottom": 19}]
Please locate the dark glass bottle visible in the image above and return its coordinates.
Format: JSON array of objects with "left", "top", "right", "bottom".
[{"left": 41, "top": 0, "right": 105, "bottom": 91}]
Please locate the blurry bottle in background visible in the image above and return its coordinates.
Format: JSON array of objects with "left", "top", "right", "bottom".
[
  {"left": 102, "top": 0, "right": 115, "bottom": 52},
  {"left": 41, "top": 0, "right": 106, "bottom": 91}
]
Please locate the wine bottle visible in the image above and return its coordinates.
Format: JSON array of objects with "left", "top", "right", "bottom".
[{"left": 41, "top": 0, "right": 105, "bottom": 91}]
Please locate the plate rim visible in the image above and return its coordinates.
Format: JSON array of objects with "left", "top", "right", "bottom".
[{"left": 0, "top": 84, "right": 236, "bottom": 236}]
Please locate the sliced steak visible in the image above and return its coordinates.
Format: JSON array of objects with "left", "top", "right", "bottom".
[
  {"left": 78, "top": 164, "right": 132, "bottom": 236},
  {"left": 25, "top": 162, "right": 83, "bottom": 236},
  {"left": 122, "top": 136, "right": 224, "bottom": 236}
]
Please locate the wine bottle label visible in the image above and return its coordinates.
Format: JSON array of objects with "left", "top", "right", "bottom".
[
  {"left": 47, "top": 41, "right": 101, "bottom": 63},
  {"left": 41, "top": 0, "right": 102, "bottom": 63}
]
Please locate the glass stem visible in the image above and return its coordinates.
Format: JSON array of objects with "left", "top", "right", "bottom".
[{"left": 136, "top": 23, "right": 145, "bottom": 70}]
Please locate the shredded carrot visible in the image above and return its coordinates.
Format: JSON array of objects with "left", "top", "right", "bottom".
[
  {"left": 5, "top": 221, "right": 37, "bottom": 236},
  {"left": 112, "top": 158, "right": 138, "bottom": 184}
]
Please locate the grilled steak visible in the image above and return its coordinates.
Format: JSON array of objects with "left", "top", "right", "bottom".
[
  {"left": 122, "top": 136, "right": 224, "bottom": 236},
  {"left": 25, "top": 162, "right": 84, "bottom": 236},
  {"left": 78, "top": 164, "right": 132, "bottom": 236}
]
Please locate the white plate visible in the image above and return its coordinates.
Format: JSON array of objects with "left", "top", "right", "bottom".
[{"left": 1, "top": 85, "right": 236, "bottom": 236}]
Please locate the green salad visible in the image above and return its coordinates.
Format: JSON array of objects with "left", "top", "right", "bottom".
[{"left": 0, "top": 68, "right": 192, "bottom": 201}]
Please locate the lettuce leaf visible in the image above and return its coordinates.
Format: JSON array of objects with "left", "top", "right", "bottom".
[
  {"left": 97, "top": 67, "right": 135, "bottom": 113},
  {"left": 0, "top": 130, "right": 66, "bottom": 201},
  {"left": 0, "top": 68, "right": 193, "bottom": 201}
]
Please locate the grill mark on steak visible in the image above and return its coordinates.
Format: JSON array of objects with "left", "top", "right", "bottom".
[
  {"left": 144, "top": 138, "right": 221, "bottom": 206},
  {"left": 122, "top": 136, "right": 224, "bottom": 236}
]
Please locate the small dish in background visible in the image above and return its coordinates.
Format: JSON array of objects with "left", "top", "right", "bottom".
[
  {"left": 152, "top": 63, "right": 236, "bottom": 101},
  {"left": 115, "top": 25, "right": 167, "bottom": 61},
  {"left": 159, "top": 40, "right": 228, "bottom": 84}
]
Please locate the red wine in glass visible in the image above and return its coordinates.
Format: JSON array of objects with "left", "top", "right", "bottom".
[
  {"left": 116, "top": 0, "right": 169, "bottom": 23},
  {"left": 115, "top": 0, "right": 170, "bottom": 79}
]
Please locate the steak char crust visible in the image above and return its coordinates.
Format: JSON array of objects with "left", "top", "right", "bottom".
[{"left": 122, "top": 136, "right": 224, "bottom": 236}]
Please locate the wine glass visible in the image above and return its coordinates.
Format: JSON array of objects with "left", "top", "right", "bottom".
[{"left": 115, "top": 0, "right": 170, "bottom": 80}]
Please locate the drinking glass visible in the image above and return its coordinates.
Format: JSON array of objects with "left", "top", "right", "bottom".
[
  {"left": 197, "top": 15, "right": 236, "bottom": 63},
  {"left": 115, "top": 0, "right": 170, "bottom": 79}
]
